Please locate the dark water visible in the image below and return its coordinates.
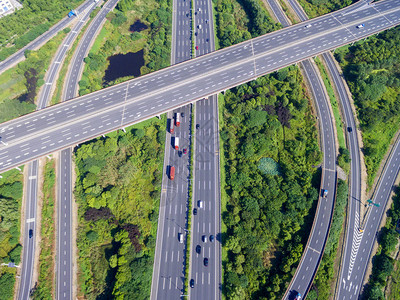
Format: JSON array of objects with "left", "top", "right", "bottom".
[
  {"left": 104, "top": 50, "right": 144, "bottom": 83},
  {"left": 130, "top": 20, "right": 148, "bottom": 32}
]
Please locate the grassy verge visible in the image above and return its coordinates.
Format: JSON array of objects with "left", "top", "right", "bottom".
[
  {"left": 0, "top": 30, "right": 67, "bottom": 122},
  {"left": 0, "top": 169, "right": 24, "bottom": 299},
  {"left": 310, "top": 180, "right": 348, "bottom": 299},
  {"left": 79, "top": 0, "right": 172, "bottom": 95},
  {"left": 387, "top": 259, "right": 400, "bottom": 299},
  {"left": 296, "top": 0, "right": 356, "bottom": 18},
  {"left": 183, "top": 104, "right": 195, "bottom": 295},
  {"left": 335, "top": 26, "right": 400, "bottom": 187},
  {"left": 51, "top": 7, "right": 101, "bottom": 105},
  {"left": 277, "top": 0, "right": 298, "bottom": 24},
  {"left": 32, "top": 159, "right": 56, "bottom": 299}
]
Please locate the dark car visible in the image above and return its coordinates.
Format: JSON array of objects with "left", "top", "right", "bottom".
[
  {"left": 183, "top": 148, "right": 187, "bottom": 154},
  {"left": 193, "top": 208, "right": 197, "bottom": 215},
  {"left": 204, "top": 258, "right": 209, "bottom": 267},
  {"left": 347, "top": 127, "right": 352, "bottom": 132},
  {"left": 181, "top": 112, "right": 185, "bottom": 117},
  {"left": 196, "top": 245, "right": 201, "bottom": 254},
  {"left": 29, "top": 229, "right": 33, "bottom": 238},
  {"left": 210, "top": 235, "right": 214, "bottom": 242},
  {"left": 196, "top": 124, "right": 200, "bottom": 129},
  {"left": 178, "top": 151, "right": 182, "bottom": 157},
  {"left": 190, "top": 279, "right": 195, "bottom": 288}
]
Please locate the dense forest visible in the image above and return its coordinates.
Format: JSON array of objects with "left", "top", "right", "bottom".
[
  {"left": 364, "top": 187, "right": 400, "bottom": 299},
  {"left": 215, "top": 0, "right": 280, "bottom": 48},
  {"left": 79, "top": 0, "right": 171, "bottom": 95},
  {"left": 220, "top": 66, "right": 322, "bottom": 299},
  {"left": 297, "top": 0, "right": 357, "bottom": 18},
  {"left": 74, "top": 119, "right": 165, "bottom": 299},
  {"left": 336, "top": 26, "right": 400, "bottom": 186},
  {"left": 0, "top": 0, "right": 84, "bottom": 61},
  {"left": 0, "top": 169, "right": 24, "bottom": 299}
]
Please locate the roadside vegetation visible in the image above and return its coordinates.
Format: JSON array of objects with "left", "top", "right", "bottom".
[
  {"left": 296, "top": 0, "right": 356, "bottom": 18},
  {"left": 75, "top": 117, "right": 165, "bottom": 299},
  {"left": 363, "top": 186, "right": 400, "bottom": 299},
  {"left": 214, "top": 0, "right": 280, "bottom": 48},
  {"left": 0, "top": 0, "right": 84, "bottom": 61},
  {"left": 0, "top": 31, "right": 67, "bottom": 123},
  {"left": 309, "top": 179, "right": 348, "bottom": 299},
  {"left": 0, "top": 169, "right": 24, "bottom": 299},
  {"left": 220, "top": 67, "right": 322, "bottom": 299},
  {"left": 32, "top": 159, "right": 56, "bottom": 299},
  {"left": 335, "top": 26, "right": 400, "bottom": 187},
  {"left": 79, "top": 0, "right": 172, "bottom": 95}
]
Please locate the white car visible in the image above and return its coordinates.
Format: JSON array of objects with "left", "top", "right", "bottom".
[
  {"left": 305, "top": 24, "right": 312, "bottom": 28},
  {"left": 357, "top": 24, "right": 365, "bottom": 28}
]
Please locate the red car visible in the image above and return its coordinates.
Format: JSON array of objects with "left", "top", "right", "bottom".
[
  {"left": 183, "top": 148, "right": 187, "bottom": 154},
  {"left": 195, "top": 46, "right": 199, "bottom": 50}
]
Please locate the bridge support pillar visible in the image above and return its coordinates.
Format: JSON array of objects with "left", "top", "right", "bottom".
[
  {"left": 15, "top": 167, "right": 21, "bottom": 172},
  {"left": 156, "top": 114, "right": 161, "bottom": 119},
  {"left": 46, "top": 155, "right": 52, "bottom": 159},
  {"left": 102, "top": 134, "right": 105, "bottom": 138},
  {"left": 122, "top": 127, "right": 126, "bottom": 133}
]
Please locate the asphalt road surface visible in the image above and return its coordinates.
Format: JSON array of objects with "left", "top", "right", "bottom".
[
  {"left": 18, "top": 160, "right": 38, "bottom": 300},
  {"left": 16, "top": 5, "right": 97, "bottom": 298},
  {"left": 337, "top": 137, "right": 400, "bottom": 299},
  {"left": 150, "top": 0, "right": 193, "bottom": 298},
  {"left": 0, "top": 0, "right": 400, "bottom": 174},
  {"left": 37, "top": 1, "right": 98, "bottom": 110},
  {"left": 0, "top": 0, "right": 95, "bottom": 74},
  {"left": 189, "top": 0, "right": 221, "bottom": 299},
  {"left": 265, "top": 0, "right": 338, "bottom": 298},
  {"left": 56, "top": 1, "right": 120, "bottom": 299}
]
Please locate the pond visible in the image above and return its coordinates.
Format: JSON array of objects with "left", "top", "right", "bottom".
[
  {"left": 104, "top": 49, "right": 144, "bottom": 83},
  {"left": 130, "top": 20, "right": 148, "bottom": 32}
]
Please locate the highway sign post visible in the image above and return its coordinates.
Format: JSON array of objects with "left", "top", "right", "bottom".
[{"left": 367, "top": 199, "right": 380, "bottom": 207}]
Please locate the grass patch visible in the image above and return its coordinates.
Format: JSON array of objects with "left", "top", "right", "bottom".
[
  {"left": 32, "top": 159, "right": 56, "bottom": 299},
  {"left": 296, "top": 0, "right": 356, "bottom": 18}
]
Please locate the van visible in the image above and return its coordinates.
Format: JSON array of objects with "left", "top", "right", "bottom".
[
  {"left": 198, "top": 24, "right": 202, "bottom": 29},
  {"left": 178, "top": 232, "right": 184, "bottom": 243},
  {"left": 198, "top": 200, "right": 204, "bottom": 208}
]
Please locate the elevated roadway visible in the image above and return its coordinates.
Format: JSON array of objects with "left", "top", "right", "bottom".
[{"left": 0, "top": 0, "right": 400, "bottom": 174}]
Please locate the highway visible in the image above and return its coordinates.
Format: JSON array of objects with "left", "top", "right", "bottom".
[
  {"left": 56, "top": 1, "right": 120, "bottom": 299},
  {"left": 0, "top": 0, "right": 400, "bottom": 174},
  {"left": 265, "top": 0, "right": 338, "bottom": 298},
  {"left": 0, "top": 0, "right": 95, "bottom": 74},
  {"left": 189, "top": 0, "right": 221, "bottom": 299},
  {"left": 337, "top": 136, "right": 400, "bottom": 299},
  {"left": 17, "top": 4, "right": 98, "bottom": 298},
  {"left": 18, "top": 161, "right": 38, "bottom": 300},
  {"left": 37, "top": 1, "right": 98, "bottom": 109},
  {"left": 150, "top": 0, "right": 192, "bottom": 298}
]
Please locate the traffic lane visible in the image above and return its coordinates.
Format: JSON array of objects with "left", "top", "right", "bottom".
[
  {"left": 342, "top": 145, "right": 400, "bottom": 298},
  {"left": 287, "top": 248, "right": 321, "bottom": 298},
  {"left": 64, "top": 0, "right": 120, "bottom": 101},
  {"left": 192, "top": 99, "right": 218, "bottom": 300},
  {"left": 287, "top": 0, "right": 308, "bottom": 21},
  {"left": 38, "top": 3, "right": 96, "bottom": 109},
  {"left": 58, "top": 149, "right": 72, "bottom": 300},
  {"left": 1, "top": 6, "right": 398, "bottom": 141},
  {"left": 268, "top": 0, "right": 291, "bottom": 27},
  {"left": 18, "top": 160, "right": 38, "bottom": 300},
  {"left": 156, "top": 106, "right": 191, "bottom": 299},
  {"left": 0, "top": 0, "right": 94, "bottom": 72}
]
